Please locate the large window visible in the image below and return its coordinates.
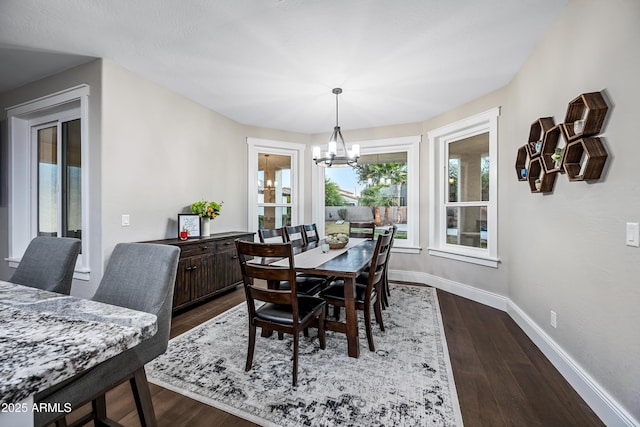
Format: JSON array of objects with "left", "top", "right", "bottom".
[
  {"left": 428, "top": 108, "right": 499, "bottom": 267},
  {"left": 247, "top": 138, "right": 305, "bottom": 236},
  {"left": 312, "top": 136, "right": 420, "bottom": 253},
  {"left": 7, "top": 85, "right": 90, "bottom": 278}
]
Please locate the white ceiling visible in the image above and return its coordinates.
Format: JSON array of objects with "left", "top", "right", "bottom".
[{"left": 0, "top": 0, "right": 568, "bottom": 134}]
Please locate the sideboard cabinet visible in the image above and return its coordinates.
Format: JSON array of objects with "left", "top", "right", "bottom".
[{"left": 145, "top": 231, "right": 254, "bottom": 312}]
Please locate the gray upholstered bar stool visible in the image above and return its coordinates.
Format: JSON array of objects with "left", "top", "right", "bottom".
[
  {"left": 10, "top": 236, "right": 81, "bottom": 295},
  {"left": 34, "top": 243, "right": 180, "bottom": 427}
]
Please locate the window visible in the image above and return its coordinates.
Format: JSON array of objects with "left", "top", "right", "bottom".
[
  {"left": 7, "top": 85, "right": 90, "bottom": 278},
  {"left": 428, "top": 108, "right": 500, "bottom": 267},
  {"left": 312, "top": 136, "right": 420, "bottom": 253},
  {"left": 247, "top": 138, "right": 305, "bottom": 236}
]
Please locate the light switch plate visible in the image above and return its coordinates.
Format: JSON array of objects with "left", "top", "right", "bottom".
[
  {"left": 626, "top": 222, "right": 639, "bottom": 247},
  {"left": 121, "top": 214, "right": 130, "bottom": 227}
]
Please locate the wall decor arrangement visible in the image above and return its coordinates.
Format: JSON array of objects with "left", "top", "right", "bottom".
[{"left": 516, "top": 91, "right": 609, "bottom": 194}]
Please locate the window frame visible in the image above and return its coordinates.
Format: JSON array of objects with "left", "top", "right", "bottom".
[
  {"left": 428, "top": 107, "right": 500, "bottom": 267},
  {"left": 247, "top": 138, "right": 306, "bottom": 237},
  {"left": 311, "top": 135, "right": 421, "bottom": 253},
  {"left": 6, "top": 85, "right": 91, "bottom": 279}
]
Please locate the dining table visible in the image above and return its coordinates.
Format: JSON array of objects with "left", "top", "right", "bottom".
[
  {"left": 270, "top": 237, "right": 376, "bottom": 359},
  {"left": 0, "top": 280, "right": 158, "bottom": 427}
]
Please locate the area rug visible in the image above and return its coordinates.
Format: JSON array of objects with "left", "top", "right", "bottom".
[{"left": 147, "top": 284, "right": 463, "bottom": 426}]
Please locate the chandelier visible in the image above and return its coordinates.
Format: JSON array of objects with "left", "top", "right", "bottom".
[{"left": 312, "top": 88, "right": 360, "bottom": 167}]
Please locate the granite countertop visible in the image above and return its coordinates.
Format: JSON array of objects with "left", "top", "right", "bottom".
[{"left": 0, "top": 281, "right": 157, "bottom": 405}]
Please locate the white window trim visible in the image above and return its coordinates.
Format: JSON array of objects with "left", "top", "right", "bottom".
[
  {"left": 6, "top": 85, "right": 91, "bottom": 280},
  {"left": 311, "top": 135, "right": 421, "bottom": 254},
  {"left": 428, "top": 107, "right": 500, "bottom": 268},
  {"left": 247, "top": 138, "right": 306, "bottom": 236}
]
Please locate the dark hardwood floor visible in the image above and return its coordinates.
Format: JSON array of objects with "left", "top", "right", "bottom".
[{"left": 65, "top": 284, "right": 603, "bottom": 427}]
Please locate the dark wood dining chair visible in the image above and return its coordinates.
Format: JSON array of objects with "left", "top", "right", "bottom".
[
  {"left": 302, "top": 223, "right": 320, "bottom": 247},
  {"left": 284, "top": 225, "right": 308, "bottom": 250},
  {"left": 358, "top": 225, "right": 397, "bottom": 309},
  {"left": 285, "top": 225, "right": 330, "bottom": 295},
  {"left": 235, "top": 240, "right": 326, "bottom": 386},
  {"left": 320, "top": 231, "right": 393, "bottom": 352},
  {"left": 349, "top": 221, "right": 376, "bottom": 239},
  {"left": 10, "top": 236, "right": 81, "bottom": 295},
  {"left": 258, "top": 227, "right": 286, "bottom": 243}
]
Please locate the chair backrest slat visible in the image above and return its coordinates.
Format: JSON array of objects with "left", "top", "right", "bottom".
[
  {"left": 366, "top": 231, "right": 393, "bottom": 292},
  {"left": 302, "top": 224, "right": 320, "bottom": 246},
  {"left": 349, "top": 221, "right": 376, "bottom": 240},
  {"left": 258, "top": 228, "right": 286, "bottom": 243}
]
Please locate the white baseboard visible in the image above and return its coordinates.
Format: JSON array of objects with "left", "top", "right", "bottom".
[{"left": 389, "top": 269, "right": 639, "bottom": 427}]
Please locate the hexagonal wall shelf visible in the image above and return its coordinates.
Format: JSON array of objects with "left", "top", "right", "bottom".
[
  {"left": 563, "top": 137, "right": 608, "bottom": 181},
  {"left": 528, "top": 157, "right": 557, "bottom": 193},
  {"left": 515, "top": 145, "right": 529, "bottom": 181},
  {"left": 562, "top": 92, "right": 608, "bottom": 141},
  {"left": 527, "top": 117, "right": 555, "bottom": 158}
]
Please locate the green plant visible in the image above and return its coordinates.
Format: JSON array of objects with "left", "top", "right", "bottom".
[
  {"left": 191, "top": 200, "right": 223, "bottom": 220},
  {"left": 551, "top": 147, "right": 563, "bottom": 163},
  {"left": 535, "top": 178, "right": 541, "bottom": 184},
  {"left": 337, "top": 208, "right": 348, "bottom": 221}
]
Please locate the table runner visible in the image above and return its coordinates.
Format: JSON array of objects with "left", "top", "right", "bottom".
[{"left": 270, "top": 238, "right": 367, "bottom": 269}]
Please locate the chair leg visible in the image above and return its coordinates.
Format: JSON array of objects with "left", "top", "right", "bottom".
[
  {"left": 130, "top": 368, "right": 158, "bottom": 427},
  {"left": 318, "top": 307, "right": 326, "bottom": 350},
  {"left": 92, "top": 395, "right": 107, "bottom": 426},
  {"left": 246, "top": 324, "right": 256, "bottom": 371},
  {"left": 364, "top": 302, "right": 375, "bottom": 352},
  {"left": 374, "top": 295, "right": 385, "bottom": 332},
  {"left": 292, "top": 332, "right": 299, "bottom": 386}
]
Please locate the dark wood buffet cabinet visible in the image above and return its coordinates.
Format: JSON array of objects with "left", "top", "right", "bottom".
[{"left": 145, "top": 231, "right": 254, "bottom": 312}]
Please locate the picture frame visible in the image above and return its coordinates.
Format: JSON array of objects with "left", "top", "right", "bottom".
[{"left": 178, "top": 214, "right": 200, "bottom": 239}]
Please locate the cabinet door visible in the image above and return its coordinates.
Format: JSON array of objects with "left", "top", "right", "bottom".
[
  {"left": 173, "top": 258, "right": 194, "bottom": 309},
  {"left": 215, "top": 246, "right": 242, "bottom": 292},
  {"left": 190, "top": 253, "right": 216, "bottom": 300}
]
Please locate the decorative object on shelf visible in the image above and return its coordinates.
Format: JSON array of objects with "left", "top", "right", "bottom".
[
  {"left": 178, "top": 214, "right": 200, "bottom": 239},
  {"left": 521, "top": 168, "right": 527, "bottom": 179},
  {"left": 551, "top": 147, "right": 564, "bottom": 169},
  {"left": 534, "top": 179, "right": 542, "bottom": 191},
  {"left": 191, "top": 200, "right": 223, "bottom": 237},
  {"left": 573, "top": 119, "right": 585, "bottom": 135},
  {"left": 312, "top": 88, "right": 360, "bottom": 168},
  {"left": 326, "top": 233, "right": 349, "bottom": 249}
]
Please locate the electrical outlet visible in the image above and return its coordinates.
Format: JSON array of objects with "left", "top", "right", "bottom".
[
  {"left": 121, "top": 214, "right": 130, "bottom": 227},
  {"left": 550, "top": 310, "right": 557, "bottom": 328}
]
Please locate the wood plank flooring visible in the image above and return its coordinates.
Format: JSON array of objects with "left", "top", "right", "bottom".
[{"left": 61, "top": 284, "right": 604, "bottom": 426}]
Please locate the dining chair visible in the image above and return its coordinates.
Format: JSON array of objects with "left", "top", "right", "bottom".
[
  {"left": 320, "top": 230, "right": 392, "bottom": 352},
  {"left": 235, "top": 240, "right": 326, "bottom": 386},
  {"left": 34, "top": 242, "right": 180, "bottom": 427},
  {"left": 285, "top": 225, "right": 330, "bottom": 295},
  {"left": 358, "top": 225, "right": 397, "bottom": 309},
  {"left": 284, "top": 225, "right": 308, "bottom": 250},
  {"left": 258, "top": 227, "right": 286, "bottom": 243},
  {"left": 349, "top": 221, "right": 376, "bottom": 239},
  {"left": 10, "top": 236, "right": 81, "bottom": 295},
  {"left": 302, "top": 223, "right": 320, "bottom": 247}
]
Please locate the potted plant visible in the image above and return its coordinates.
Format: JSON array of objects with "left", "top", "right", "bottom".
[
  {"left": 551, "top": 147, "right": 564, "bottom": 168},
  {"left": 535, "top": 178, "right": 542, "bottom": 191},
  {"left": 191, "top": 200, "right": 223, "bottom": 236}
]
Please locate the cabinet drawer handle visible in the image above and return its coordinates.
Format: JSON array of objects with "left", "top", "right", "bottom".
[
  {"left": 191, "top": 265, "right": 198, "bottom": 270},
  {"left": 224, "top": 242, "right": 231, "bottom": 246},
  {"left": 232, "top": 255, "right": 238, "bottom": 260},
  {"left": 201, "top": 246, "right": 209, "bottom": 250},
  {"left": 185, "top": 266, "right": 192, "bottom": 271}
]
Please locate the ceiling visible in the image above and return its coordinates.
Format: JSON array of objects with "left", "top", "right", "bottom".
[{"left": 0, "top": 0, "right": 568, "bottom": 134}]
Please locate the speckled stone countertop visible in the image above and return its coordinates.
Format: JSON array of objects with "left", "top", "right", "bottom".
[{"left": 0, "top": 281, "right": 157, "bottom": 405}]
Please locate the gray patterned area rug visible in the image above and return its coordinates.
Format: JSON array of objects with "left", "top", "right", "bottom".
[{"left": 147, "top": 284, "right": 463, "bottom": 426}]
